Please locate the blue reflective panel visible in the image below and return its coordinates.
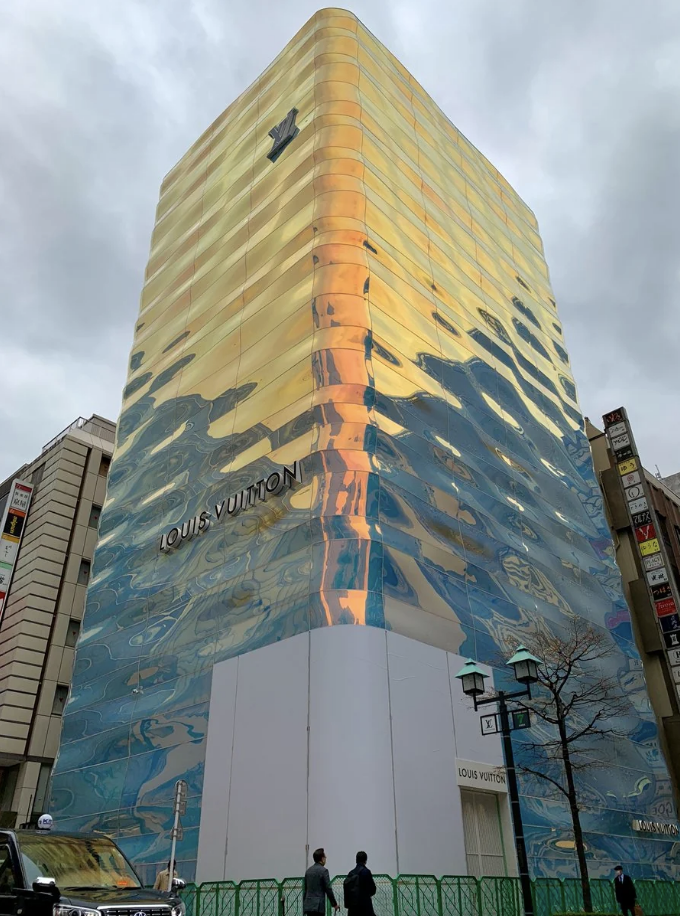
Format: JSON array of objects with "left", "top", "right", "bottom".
[
  {"left": 118, "top": 799, "right": 201, "bottom": 839},
  {"left": 56, "top": 722, "right": 131, "bottom": 771},
  {"left": 121, "top": 740, "right": 204, "bottom": 808},
  {"left": 51, "top": 758, "right": 128, "bottom": 819},
  {"left": 128, "top": 701, "right": 210, "bottom": 757},
  {"left": 116, "top": 828, "right": 199, "bottom": 881}
]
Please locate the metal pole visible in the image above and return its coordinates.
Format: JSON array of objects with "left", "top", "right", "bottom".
[
  {"left": 498, "top": 692, "right": 534, "bottom": 916},
  {"left": 168, "top": 805, "right": 179, "bottom": 893}
]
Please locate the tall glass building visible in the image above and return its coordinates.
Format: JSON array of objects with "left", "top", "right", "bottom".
[{"left": 51, "top": 8, "right": 678, "bottom": 885}]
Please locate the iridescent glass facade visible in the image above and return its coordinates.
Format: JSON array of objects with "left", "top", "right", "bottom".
[{"left": 51, "top": 8, "right": 677, "bottom": 883}]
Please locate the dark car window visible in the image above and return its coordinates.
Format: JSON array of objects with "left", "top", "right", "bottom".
[
  {"left": 0, "top": 845, "right": 17, "bottom": 893},
  {"left": 17, "top": 835, "right": 140, "bottom": 890}
]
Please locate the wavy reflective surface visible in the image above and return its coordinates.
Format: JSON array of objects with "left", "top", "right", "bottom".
[{"left": 51, "top": 8, "right": 676, "bottom": 884}]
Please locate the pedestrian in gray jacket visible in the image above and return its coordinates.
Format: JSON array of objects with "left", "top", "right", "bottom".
[{"left": 303, "top": 848, "right": 339, "bottom": 916}]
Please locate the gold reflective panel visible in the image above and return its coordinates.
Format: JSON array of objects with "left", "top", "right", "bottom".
[{"left": 54, "top": 7, "right": 676, "bottom": 883}]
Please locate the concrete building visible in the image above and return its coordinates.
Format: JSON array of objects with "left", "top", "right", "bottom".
[
  {"left": 588, "top": 416, "right": 680, "bottom": 811},
  {"left": 0, "top": 415, "right": 115, "bottom": 828},
  {"left": 51, "top": 9, "right": 678, "bottom": 885},
  {"left": 661, "top": 472, "right": 680, "bottom": 501}
]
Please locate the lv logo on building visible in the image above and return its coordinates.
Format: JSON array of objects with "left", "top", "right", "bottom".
[{"left": 267, "top": 107, "right": 299, "bottom": 161}]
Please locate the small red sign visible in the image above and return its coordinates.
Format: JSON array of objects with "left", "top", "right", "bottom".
[
  {"left": 656, "top": 598, "right": 677, "bottom": 617},
  {"left": 603, "top": 409, "right": 625, "bottom": 427},
  {"left": 635, "top": 524, "right": 657, "bottom": 543}
]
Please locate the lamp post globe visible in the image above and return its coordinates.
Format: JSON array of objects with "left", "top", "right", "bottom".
[
  {"left": 454, "top": 658, "right": 488, "bottom": 698},
  {"left": 507, "top": 645, "right": 541, "bottom": 686}
]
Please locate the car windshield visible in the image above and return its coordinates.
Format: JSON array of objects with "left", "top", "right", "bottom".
[{"left": 18, "top": 834, "right": 141, "bottom": 890}]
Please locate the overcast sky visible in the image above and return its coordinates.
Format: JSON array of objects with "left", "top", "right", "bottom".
[{"left": 1, "top": 0, "right": 679, "bottom": 482}]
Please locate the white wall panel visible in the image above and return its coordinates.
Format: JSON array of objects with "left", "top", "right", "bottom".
[
  {"left": 196, "top": 658, "right": 238, "bottom": 883},
  {"left": 197, "top": 628, "right": 510, "bottom": 883},
  {"left": 224, "top": 633, "right": 310, "bottom": 880},
  {"left": 307, "top": 625, "right": 398, "bottom": 876},
  {"left": 387, "top": 632, "right": 466, "bottom": 875}
]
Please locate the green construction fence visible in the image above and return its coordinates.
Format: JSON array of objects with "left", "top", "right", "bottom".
[{"left": 180, "top": 874, "right": 680, "bottom": 916}]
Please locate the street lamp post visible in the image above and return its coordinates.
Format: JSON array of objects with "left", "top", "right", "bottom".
[{"left": 455, "top": 647, "right": 541, "bottom": 916}]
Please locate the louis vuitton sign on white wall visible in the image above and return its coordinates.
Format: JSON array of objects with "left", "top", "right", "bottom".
[
  {"left": 455, "top": 759, "right": 507, "bottom": 793},
  {"left": 160, "top": 462, "right": 302, "bottom": 553}
]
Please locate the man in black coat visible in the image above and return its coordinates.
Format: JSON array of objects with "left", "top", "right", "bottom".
[
  {"left": 613, "top": 865, "right": 637, "bottom": 916},
  {"left": 303, "top": 848, "right": 339, "bottom": 916},
  {"left": 343, "top": 851, "right": 377, "bottom": 916}
]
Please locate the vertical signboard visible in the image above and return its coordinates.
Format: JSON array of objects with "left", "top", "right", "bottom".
[
  {"left": 602, "top": 408, "right": 680, "bottom": 691},
  {"left": 0, "top": 480, "right": 33, "bottom": 625}
]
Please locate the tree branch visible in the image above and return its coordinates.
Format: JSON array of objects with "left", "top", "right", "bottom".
[{"left": 519, "top": 765, "right": 569, "bottom": 798}]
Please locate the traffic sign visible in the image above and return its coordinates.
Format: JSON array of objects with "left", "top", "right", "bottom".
[
  {"left": 612, "top": 434, "right": 632, "bottom": 452},
  {"left": 623, "top": 471, "right": 642, "bottom": 488},
  {"left": 640, "top": 539, "right": 661, "bottom": 557},
  {"left": 480, "top": 714, "right": 499, "bottom": 736},
  {"left": 631, "top": 509, "right": 651, "bottom": 526},
  {"left": 607, "top": 422, "right": 627, "bottom": 438},
  {"left": 603, "top": 408, "right": 625, "bottom": 427},
  {"left": 652, "top": 583, "right": 672, "bottom": 601},
  {"left": 635, "top": 524, "right": 657, "bottom": 544},
  {"left": 656, "top": 598, "right": 677, "bottom": 618},
  {"left": 628, "top": 497, "right": 648, "bottom": 514},
  {"left": 660, "top": 614, "right": 680, "bottom": 634},
  {"left": 512, "top": 710, "right": 531, "bottom": 730},
  {"left": 647, "top": 568, "right": 669, "bottom": 586},
  {"left": 615, "top": 446, "right": 634, "bottom": 461}
]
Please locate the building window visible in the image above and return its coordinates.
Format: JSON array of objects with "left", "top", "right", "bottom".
[
  {"left": 88, "top": 505, "right": 102, "bottom": 529},
  {"left": 77, "top": 560, "right": 91, "bottom": 586},
  {"left": 51, "top": 685, "right": 69, "bottom": 716},
  {"left": 675, "top": 525, "right": 680, "bottom": 548},
  {"left": 98, "top": 455, "right": 111, "bottom": 477},
  {"left": 0, "top": 766, "right": 19, "bottom": 820},
  {"left": 29, "top": 764, "right": 52, "bottom": 823},
  {"left": 65, "top": 618, "right": 80, "bottom": 648},
  {"left": 657, "top": 513, "right": 672, "bottom": 550}
]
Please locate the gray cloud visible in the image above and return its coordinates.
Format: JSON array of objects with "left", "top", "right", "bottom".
[{"left": 1, "top": 0, "right": 679, "bottom": 478}]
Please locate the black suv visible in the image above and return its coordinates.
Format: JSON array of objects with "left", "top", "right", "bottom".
[{"left": 0, "top": 829, "right": 185, "bottom": 916}]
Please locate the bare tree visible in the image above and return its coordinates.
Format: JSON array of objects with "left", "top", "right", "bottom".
[{"left": 511, "top": 618, "right": 629, "bottom": 914}]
